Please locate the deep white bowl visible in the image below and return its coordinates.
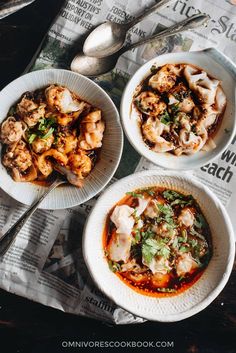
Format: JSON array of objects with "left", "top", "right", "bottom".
[
  {"left": 120, "top": 48, "right": 236, "bottom": 170},
  {"left": 83, "top": 171, "right": 235, "bottom": 322},
  {"left": 0, "top": 69, "right": 123, "bottom": 209}
]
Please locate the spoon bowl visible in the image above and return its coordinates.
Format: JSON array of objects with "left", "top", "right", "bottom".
[
  {"left": 71, "top": 14, "right": 209, "bottom": 77},
  {"left": 71, "top": 52, "right": 118, "bottom": 77},
  {"left": 83, "top": 22, "right": 126, "bottom": 58},
  {"left": 83, "top": 0, "right": 172, "bottom": 58}
]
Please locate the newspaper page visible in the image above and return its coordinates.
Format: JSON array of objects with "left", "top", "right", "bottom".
[{"left": 0, "top": 0, "right": 236, "bottom": 324}]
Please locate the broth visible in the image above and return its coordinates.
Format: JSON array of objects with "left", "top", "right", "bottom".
[{"left": 103, "top": 187, "right": 212, "bottom": 297}]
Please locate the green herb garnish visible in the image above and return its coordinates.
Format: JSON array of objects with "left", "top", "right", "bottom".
[
  {"left": 108, "top": 260, "right": 121, "bottom": 273},
  {"left": 142, "top": 237, "right": 170, "bottom": 264},
  {"left": 28, "top": 133, "right": 37, "bottom": 144},
  {"left": 42, "top": 127, "right": 54, "bottom": 139},
  {"left": 126, "top": 191, "right": 143, "bottom": 198},
  {"left": 160, "top": 111, "right": 172, "bottom": 125},
  {"left": 150, "top": 64, "right": 157, "bottom": 73}
]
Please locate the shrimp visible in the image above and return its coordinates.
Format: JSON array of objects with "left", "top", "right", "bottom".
[
  {"left": 45, "top": 85, "right": 82, "bottom": 113},
  {"left": 67, "top": 149, "right": 92, "bottom": 179},
  {"left": 37, "top": 149, "right": 68, "bottom": 177},
  {"left": 79, "top": 110, "right": 105, "bottom": 150}
]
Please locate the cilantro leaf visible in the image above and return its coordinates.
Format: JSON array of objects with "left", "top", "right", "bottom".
[
  {"left": 162, "top": 190, "right": 184, "bottom": 201},
  {"left": 126, "top": 191, "right": 143, "bottom": 198}
]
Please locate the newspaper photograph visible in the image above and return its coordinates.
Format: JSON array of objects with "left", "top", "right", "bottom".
[{"left": 0, "top": 0, "right": 235, "bottom": 324}]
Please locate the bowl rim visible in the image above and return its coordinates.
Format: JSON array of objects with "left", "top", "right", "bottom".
[
  {"left": 0, "top": 68, "right": 124, "bottom": 209},
  {"left": 120, "top": 49, "right": 236, "bottom": 171},
  {"left": 82, "top": 170, "right": 235, "bottom": 321}
]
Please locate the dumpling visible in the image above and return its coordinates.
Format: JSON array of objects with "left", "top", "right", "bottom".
[
  {"left": 134, "top": 91, "right": 166, "bottom": 116},
  {"left": 17, "top": 96, "right": 46, "bottom": 127},
  {"left": 152, "top": 136, "right": 174, "bottom": 153},
  {"left": 142, "top": 117, "right": 166, "bottom": 143},
  {"left": 135, "top": 197, "right": 150, "bottom": 216},
  {"left": 0, "top": 116, "right": 26, "bottom": 144},
  {"left": 79, "top": 110, "right": 105, "bottom": 150},
  {"left": 194, "top": 105, "right": 218, "bottom": 135},
  {"left": 168, "top": 82, "right": 195, "bottom": 113},
  {"left": 110, "top": 205, "right": 135, "bottom": 234},
  {"left": 149, "top": 64, "right": 182, "bottom": 93},
  {"left": 175, "top": 111, "right": 205, "bottom": 155},
  {"left": 67, "top": 149, "right": 92, "bottom": 179},
  {"left": 2, "top": 140, "right": 33, "bottom": 173},
  {"left": 176, "top": 252, "right": 199, "bottom": 277},
  {"left": 45, "top": 85, "right": 82, "bottom": 113},
  {"left": 178, "top": 208, "right": 195, "bottom": 227},
  {"left": 184, "top": 65, "right": 219, "bottom": 105},
  {"left": 178, "top": 130, "right": 204, "bottom": 155},
  {"left": 215, "top": 86, "right": 227, "bottom": 113},
  {"left": 108, "top": 205, "right": 135, "bottom": 262},
  {"left": 2, "top": 140, "right": 37, "bottom": 182},
  {"left": 107, "top": 231, "right": 132, "bottom": 263},
  {"left": 31, "top": 134, "right": 54, "bottom": 154},
  {"left": 54, "top": 130, "right": 77, "bottom": 154},
  {"left": 144, "top": 199, "right": 160, "bottom": 219},
  {"left": 144, "top": 255, "right": 171, "bottom": 275}
]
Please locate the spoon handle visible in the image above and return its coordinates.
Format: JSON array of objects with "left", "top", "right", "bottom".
[
  {"left": 122, "top": 14, "right": 209, "bottom": 53},
  {"left": 124, "top": 0, "right": 173, "bottom": 30},
  {"left": 0, "top": 178, "right": 65, "bottom": 257}
]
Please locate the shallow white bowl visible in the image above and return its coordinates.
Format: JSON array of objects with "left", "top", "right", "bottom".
[
  {"left": 120, "top": 48, "right": 236, "bottom": 170},
  {"left": 0, "top": 69, "right": 123, "bottom": 209},
  {"left": 83, "top": 170, "right": 235, "bottom": 322}
]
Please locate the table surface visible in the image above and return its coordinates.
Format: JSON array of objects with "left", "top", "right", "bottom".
[{"left": 0, "top": 1, "right": 236, "bottom": 352}]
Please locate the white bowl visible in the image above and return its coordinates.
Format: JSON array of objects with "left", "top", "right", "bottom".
[
  {"left": 83, "top": 170, "right": 235, "bottom": 322},
  {"left": 120, "top": 48, "right": 236, "bottom": 170},
  {"left": 0, "top": 69, "right": 123, "bottom": 209}
]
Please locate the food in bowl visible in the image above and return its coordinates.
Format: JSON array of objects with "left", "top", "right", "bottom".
[
  {"left": 104, "top": 186, "right": 212, "bottom": 296},
  {"left": 133, "top": 63, "right": 226, "bottom": 156},
  {"left": 0, "top": 84, "right": 105, "bottom": 187}
]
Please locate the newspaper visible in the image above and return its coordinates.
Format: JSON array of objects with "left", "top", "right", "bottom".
[{"left": 0, "top": 0, "right": 236, "bottom": 324}]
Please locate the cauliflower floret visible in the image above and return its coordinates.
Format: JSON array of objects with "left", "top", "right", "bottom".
[
  {"left": 0, "top": 117, "right": 26, "bottom": 144},
  {"left": 45, "top": 85, "right": 81, "bottom": 113}
]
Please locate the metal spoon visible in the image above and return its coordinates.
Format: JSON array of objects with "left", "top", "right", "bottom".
[
  {"left": 71, "top": 14, "right": 209, "bottom": 77},
  {"left": 0, "top": 176, "right": 66, "bottom": 257},
  {"left": 83, "top": 0, "right": 173, "bottom": 58}
]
